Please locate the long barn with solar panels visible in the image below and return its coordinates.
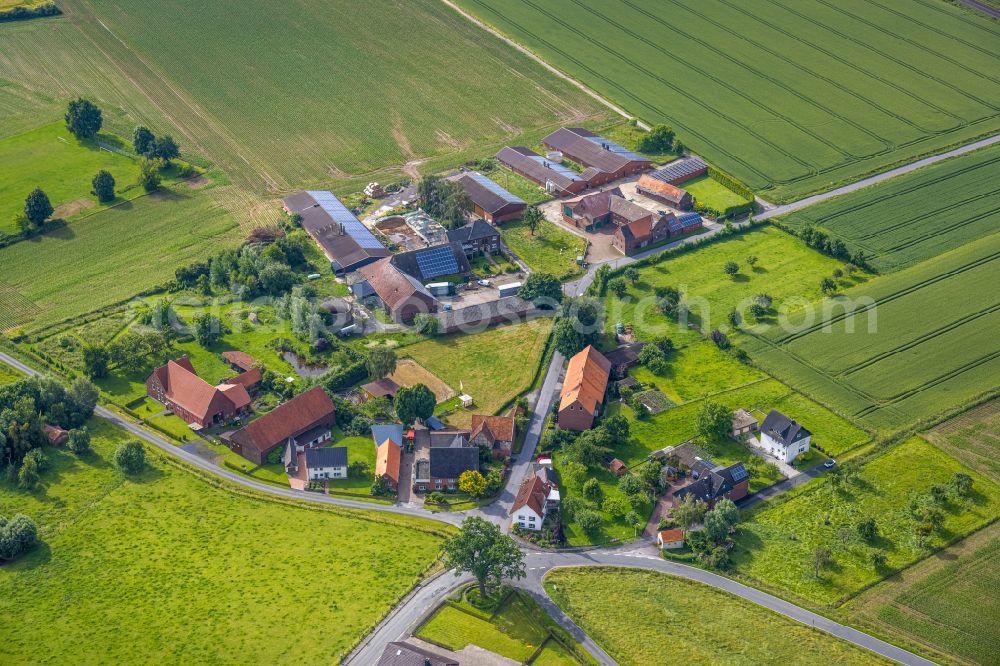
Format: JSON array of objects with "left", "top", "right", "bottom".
[
  {"left": 495, "top": 146, "right": 589, "bottom": 196},
  {"left": 282, "top": 191, "right": 390, "bottom": 275},
  {"left": 542, "top": 127, "right": 651, "bottom": 183},
  {"left": 451, "top": 172, "right": 526, "bottom": 223},
  {"left": 645, "top": 157, "right": 708, "bottom": 187}
]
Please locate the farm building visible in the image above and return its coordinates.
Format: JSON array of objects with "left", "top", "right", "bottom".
[
  {"left": 353, "top": 257, "right": 438, "bottom": 324},
  {"left": 496, "top": 146, "right": 588, "bottom": 195},
  {"left": 604, "top": 342, "right": 646, "bottom": 379},
  {"left": 613, "top": 214, "right": 673, "bottom": 254},
  {"left": 427, "top": 446, "right": 479, "bottom": 491},
  {"left": 146, "top": 356, "right": 252, "bottom": 430},
  {"left": 542, "top": 127, "right": 651, "bottom": 182},
  {"left": 657, "top": 528, "right": 685, "bottom": 550},
  {"left": 227, "top": 367, "right": 262, "bottom": 393},
  {"left": 435, "top": 295, "right": 542, "bottom": 335},
  {"left": 450, "top": 172, "right": 526, "bottom": 223},
  {"left": 644, "top": 156, "right": 708, "bottom": 186},
  {"left": 226, "top": 386, "right": 336, "bottom": 465},
  {"left": 756, "top": 409, "right": 812, "bottom": 463},
  {"left": 377, "top": 641, "right": 458, "bottom": 666},
  {"left": 361, "top": 378, "right": 401, "bottom": 401},
  {"left": 510, "top": 470, "right": 559, "bottom": 531},
  {"left": 371, "top": 424, "right": 406, "bottom": 449},
  {"left": 43, "top": 424, "right": 69, "bottom": 446},
  {"left": 375, "top": 438, "right": 402, "bottom": 491},
  {"left": 389, "top": 242, "right": 472, "bottom": 283},
  {"left": 560, "top": 187, "right": 674, "bottom": 253},
  {"left": 446, "top": 218, "right": 501, "bottom": 256},
  {"left": 471, "top": 413, "right": 516, "bottom": 459},
  {"left": 731, "top": 409, "right": 758, "bottom": 439},
  {"left": 635, "top": 176, "right": 693, "bottom": 210},
  {"left": 221, "top": 351, "right": 256, "bottom": 372},
  {"left": 282, "top": 191, "right": 390, "bottom": 275},
  {"left": 558, "top": 345, "right": 612, "bottom": 431},
  {"left": 668, "top": 212, "right": 703, "bottom": 236}
]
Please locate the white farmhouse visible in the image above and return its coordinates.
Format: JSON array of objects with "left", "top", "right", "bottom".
[
  {"left": 758, "top": 410, "right": 812, "bottom": 463},
  {"left": 304, "top": 446, "right": 348, "bottom": 481},
  {"left": 510, "top": 470, "right": 558, "bottom": 531}
]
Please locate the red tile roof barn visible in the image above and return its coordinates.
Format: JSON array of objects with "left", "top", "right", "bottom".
[
  {"left": 221, "top": 351, "right": 257, "bottom": 372},
  {"left": 559, "top": 345, "right": 612, "bottom": 416},
  {"left": 376, "top": 438, "right": 401, "bottom": 484},
  {"left": 228, "top": 386, "right": 335, "bottom": 459},
  {"left": 636, "top": 175, "right": 694, "bottom": 209},
  {"left": 148, "top": 357, "right": 251, "bottom": 425}
]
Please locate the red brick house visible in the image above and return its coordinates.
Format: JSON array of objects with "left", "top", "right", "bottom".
[
  {"left": 355, "top": 257, "right": 438, "bottom": 324},
  {"left": 470, "top": 413, "right": 516, "bottom": 459},
  {"left": 146, "top": 357, "right": 251, "bottom": 429},
  {"left": 558, "top": 346, "right": 612, "bottom": 431},
  {"left": 226, "top": 386, "right": 336, "bottom": 465}
]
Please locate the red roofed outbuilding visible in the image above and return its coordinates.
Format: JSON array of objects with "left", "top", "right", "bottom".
[
  {"left": 558, "top": 346, "right": 611, "bottom": 431},
  {"left": 146, "top": 357, "right": 251, "bottom": 430},
  {"left": 226, "top": 386, "right": 336, "bottom": 465}
]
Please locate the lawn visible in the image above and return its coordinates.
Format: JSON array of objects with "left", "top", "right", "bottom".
[
  {"left": 0, "top": 177, "right": 242, "bottom": 333},
  {"left": 491, "top": 166, "right": 552, "bottom": 206},
  {"left": 4, "top": 0, "right": 608, "bottom": 194},
  {"left": 925, "top": 398, "right": 1000, "bottom": 483},
  {"left": 0, "top": 419, "right": 448, "bottom": 663},
  {"left": 401, "top": 318, "right": 552, "bottom": 428},
  {"left": 607, "top": 225, "right": 863, "bottom": 338},
  {"left": 544, "top": 567, "right": 891, "bottom": 665},
  {"left": 0, "top": 122, "right": 141, "bottom": 235},
  {"left": 0, "top": 359, "right": 23, "bottom": 385},
  {"left": 731, "top": 437, "right": 1000, "bottom": 605},
  {"left": 502, "top": 217, "right": 587, "bottom": 281},
  {"left": 415, "top": 588, "right": 589, "bottom": 664},
  {"left": 777, "top": 144, "right": 1000, "bottom": 272},
  {"left": 846, "top": 523, "right": 1000, "bottom": 666},
  {"left": 455, "top": 0, "right": 1000, "bottom": 202},
  {"left": 742, "top": 231, "right": 1000, "bottom": 433},
  {"left": 683, "top": 174, "right": 752, "bottom": 212},
  {"left": 326, "top": 430, "right": 377, "bottom": 496}
]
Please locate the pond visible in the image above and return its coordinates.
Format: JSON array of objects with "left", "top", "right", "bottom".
[{"left": 281, "top": 351, "right": 329, "bottom": 378}]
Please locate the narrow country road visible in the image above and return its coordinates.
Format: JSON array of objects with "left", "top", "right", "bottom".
[
  {"left": 757, "top": 134, "right": 1000, "bottom": 219},
  {"left": 955, "top": 0, "right": 1000, "bottom": 20}
]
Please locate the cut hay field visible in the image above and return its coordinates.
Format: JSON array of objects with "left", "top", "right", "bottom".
[
  {"left": 731, "top": 437, "right": 1000, "bottom": 606},
  {"left": 0, "top": 177, "right": 243, "bottom": 334},
  {"left": 390, "top": 358, "right": 457, "bottom": 404},
  {"left": 742, "top": 232, "right": 1000, "bottom": 433},
  {"left": 847, "top": 523, "right": 1000, "bottom": 666},
  {"left": 0, "top": 0, "right": 610, "bottom": 195},
  {"left": 454, "top": 0, "right": 1000, "bottom": 202},
  {"left": 777, "top": 144, "right": 1000, "bottom": 272},
  {"left": 544, "top": 568, "right": 891, "bottom": 665},
  {"left": 925, "top": 398, "right": 1000, "bottom": 484},
  {"left": 0, "top": 419, "right": 448, "bottom": 663},
  {"left": 402, "top": 318, "right": 553, "bottom": 428}
]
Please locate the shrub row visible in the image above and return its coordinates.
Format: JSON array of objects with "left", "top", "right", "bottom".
[
  {"left": 707, "top": 166, "right": 756, "bottom": 200},
  {"left": 0, "top": 2, "right": 60, "bottom": 22}
]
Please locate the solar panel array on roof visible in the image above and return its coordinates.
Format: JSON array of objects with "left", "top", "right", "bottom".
[
  {"left": 677, "top": 212, "right": 702, "bottom": 224},
  {"left": 648, "top": 158, "right": 708, "bottom": 185},
  {"left": 306, "top": 191, "right": 384, "bottom": 250},
  {"left": 467, "top": 172, "right": 525, "bottom": 205},
  {"left": 583, "top": 135, "right": 645, "bottom": 162},
  {"left": 415, "top": 245, "right": 460, "bottom": 280},
  {"left": 729, "top": 465, "right": 749, "bottom": 482},
  {"left": 527, "top": 155, "right": 582, "bottom": 181}
]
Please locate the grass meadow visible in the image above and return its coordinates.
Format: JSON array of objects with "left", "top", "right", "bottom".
[
  {"left": 743, "top": 232, "right": 1000, "bottom": 433},
  {"left": 683, "top": 174, "right": 752, "bottom": 211},
  {"left": 502, "top": 218, "right": 587, "bottom": 281},
  {"left": 847, "top": 523, "right": 999, "bottom": 666},
  {"left": 454, "top": 0, "right": 1000, "bottom": 202},
  {"left": 0, "top": 359, "right": 23, "bottom": 385},
  {"left": 0, "top": 177, "right": 243, "bottom": 333},
  {"left": 0, "top": 419, "right": 448, "bottom": 663},
  {"left": 544, "top": 568, "right": 891, "bottom": 665},
  {"left": 731, "top": 437, "right": 1000, "bottom": 606},
  {"left": 777, "top": 144, "right": 1000, "bottom": 272},
  {"left": 402, "top": 318, "right": 553, "bottom": 428},
  {"left": 0, "top": 122, "right": 141, "bottom": 235}
]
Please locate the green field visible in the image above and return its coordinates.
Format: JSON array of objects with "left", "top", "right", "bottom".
[
  {"left": 926, "top": 399, "right": 1000, "bottom": 484},
  {"left": 683, "top": 174, "right": 752, "bottom": 212},
  {"left": 0, "top": 419, "right": 447, "bottom": 663},
  {"left": 0, "top": 0, "right": 608, "bottom": 194},
  {"left": 607, "top": 226, "right": 863, "bottom": 338},
  {"left": 732, "top": 437, "right": 1000, "bottom": 605},
  {"left": 778, "top": 145, "right": 1000, "bottom": 272},
  {"left": 544, "top": 568, "right": 891, "bottom": 665},
  {"left": 0, "top": 359, "right": 23, "bottom": 385},
  {"left": 454, "top": 0, "right": 1000, "bottom": 202},
  {"left": 502, "top": 218, "right": 587, "bottom": 280},
  {"left": 847, "top": 523, "right": 999, "bottom": 666},
  {"left": 0, "top": 178, "right": 242, "bottom": 333},
  {"left": 415, "top": 588, "right": 588, "bottom": 664},
  {"left": 743, "top": 232, "right": 1000, "bottom": 433},
  {"left": 0, "top": 122, "right": 144, "bottom": 235},
  {"left": 402, "top": 318, "right": 552, "bottom": 428}
]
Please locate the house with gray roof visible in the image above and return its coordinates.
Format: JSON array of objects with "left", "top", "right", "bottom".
[
  {"left": 428, "top": 446, "right": 478, "bottom": 490},
  {"left": 757, "top": 409, "right": 812, "bottom": 463},
  {"left": 446, "top": 218, "right": 501, "bottom": 256},
  {"left": 304, "top": 446, "right": 348, "bottom": 481}
]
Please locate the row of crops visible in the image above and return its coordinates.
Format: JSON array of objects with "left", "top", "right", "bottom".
[
  {"left": 455, "top": 0, "right": 1000, "bottom": 202},
  {"left": 779, "top": 145, "right": 1000, "bottom": 272},
  {"left": 743, "top": 232, "right": 1000, "bottom": 432}
]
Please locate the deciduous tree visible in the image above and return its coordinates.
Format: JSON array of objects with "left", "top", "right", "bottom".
[
  {"left": 366, "top": 347, "right": 397, "bottom": 379},
  {"left": 65, "top": 98, "right": 102, "bottom": 139},
  {"left": 523, "top": 205, "right": 543, "bottom": 236},
  {"left": 23, "top": 187, "right": 53, "bottom": 227},
  {"left": 114, "top": 440, "right": 146, "bottom": 475},
  {"left": 91, "top": 170, "right": 116, "bottom": 203},
  {"left": 133, "top": 126, "right": 155, "bottom": 156},
  {"left": 696, "top": 400, "right": 731, "bottom": 441},
  {"left": 394, "top": 384, "right": 435, "bottom": 425},
  {"left": 443, "top": 517, "right": 525, "bottom": 597},
  {"left": 458, "top": 470, "right": 487, "bottom": 498}
]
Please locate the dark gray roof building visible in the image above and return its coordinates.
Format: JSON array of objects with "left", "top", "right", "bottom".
[
  {"left": 429, "top": 446, "right": 479, "bottom": 479},
  {"left": 452, "top": 172, "right": 526, "bottom": 223},
  {"left": 495, "top": 146, "right": 587, "bottom": 195},
  {"left": 283, "top": 191, "right": 390, "bottom": 275},
  {"left": 377, "top": 641, "right": 458, "bottom": 666},
  {"left": 761, "top": 410, "right": 812, "bottom": 446},
  {"left": 390, "top": 242, "right": 472, "bottom": 282},
  {"left": 542, "top": 127, "right": 650, "bottom": 178},
  {"left": 646, "top": 157, "right": 708, "bottom": 186},
  {"left": 305, "top": 446, "right": 348, "bottom": 469},
  {"left": 447, "top": 218, "right": 500, "bottom": 245}
]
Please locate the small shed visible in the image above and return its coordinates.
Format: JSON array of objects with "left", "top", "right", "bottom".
[
  {"left": 731, "top": 409, "right": 759, "bottom": 439},
  {"left": 609, "top": 458, "right": 628, "bottom": 477},
  {"left": 43, "top": 424, "right": 69, "bottom": 446},
  {"left": 362, "top": 378, "right": 400, "bottom": 401},
  {"left": 657, "top": 528, "right": 685, "bottom": 550},
  {"left": 459, "top": 393, "right": 474, "bottom": 408}
]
